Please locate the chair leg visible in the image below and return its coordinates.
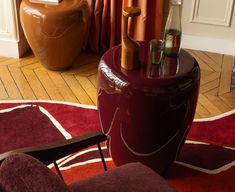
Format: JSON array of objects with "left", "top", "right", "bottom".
[
  {"left": 53, "top": 161, "right": 64, "bottom": 181},
  {"left": 97, "top": 143, "right": 107, "bottom": 171}
]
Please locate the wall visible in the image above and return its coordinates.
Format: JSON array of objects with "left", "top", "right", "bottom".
[
  {"left": 181, "top": 0, "right": 235, "bottom": 55},
  {"left": 0, "top": 0, "right": 28, "bottom": 58}
]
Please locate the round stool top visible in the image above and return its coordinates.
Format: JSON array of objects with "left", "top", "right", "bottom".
[
  {"left": 23, "top": 0, "right": 84, "bottom": 11},
  {"left": 21, "top": 0, "right": 88, "bottom": 37},
  {"left": 100, "top": 41, "right": 200, "bottom": 90}
]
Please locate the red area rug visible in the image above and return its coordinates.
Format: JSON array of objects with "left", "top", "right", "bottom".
[{"left": 0, "top": 100, "right": 234, "bottom": 192}]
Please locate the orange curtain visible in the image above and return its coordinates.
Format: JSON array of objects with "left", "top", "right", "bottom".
[{"left": 86, "top": 0, "right": 164, "bottom": 53}]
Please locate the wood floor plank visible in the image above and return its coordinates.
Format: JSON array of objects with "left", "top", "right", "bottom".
[
  {"left": 205, "top": 94, "right": 232, "bottom": 113},
  {"left": 1, "top": 52, "right": 37, "bottom": 68},
  {"left": 0, "top": 66, "right": 22, "bottom": 99},
  {"left": 35, "top": 68, "right": 64, "bottom": 101},
  {"left": 200, "top": 70, "right": 213, "bottom": 77},
  {"left": 195, "top": 51, "right": 222, "bottom": 72},
  {"left": 194, "top": 112, "right": 201, "bottom": 119},
  {"left": 205, "top": 87, "right": 219, "bottom": 96},
  {"left": 200, "top": 78, "right": 220, "bottom": 94},
  {"left": 75, "top": 75, "right": 97, "bottom": 105},
  {"left": 63, "top": 61, "right": 99, "bottom": 76},
  {"left": 218, "top": 55, "right": 233, "bottom": 95},
  {"left": 77, "top": 64, "right": 99, "bottom": 77},
  {"left": 0, "top": 57, "right": 10, "bottom": 63},
  {"left": 62, "top": 74, "right": 94, "bottom": 105},
  {"left": 198, "top": 94, "right": 222, "bottom": 116},
  {"left": 22, "top": 62, "right": 42, "bottom": 70},
  {"left": 204, "top": 51, "right": 223, "bottom": 67},
  {"left": 10, "top": 57, "right": 39, "bottom": 68},
  {"left": 8, "top": 67, "right": 37, "bottom": 100},
  {"left": 200, "top": 72, "right": 220, "bottom": 86},
  {"left": 0, "top": 58, "right": 19, "bottom": 66},
  {"left": 22, "top": 68, "right": 50, "bottom": 100},
  {"left": 48, "top": 71, "right": 79, "bottom": 103},
  {"left": 187, "top": 50, "right": 215, "bottom": 72},
  {"left": 219, "top": 92, "right": 235, "bottom": 109},
  {"left": 89, "top": 74, "right": 98, "bottom": 88},
  {"left": 0, "top": 79, "right": 8, "bottom": 99},
  {"left": 195, "top": 102, "right": 212, "bottom": 118}
]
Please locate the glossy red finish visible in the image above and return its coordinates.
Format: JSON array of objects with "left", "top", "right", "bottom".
[{"left": 97, "top": 42, "right": 200, "bottom": 175}]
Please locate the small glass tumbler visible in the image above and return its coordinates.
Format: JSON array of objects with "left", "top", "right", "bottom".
[
  {"left": 149, "top": 39, "right": 164, "bottom": 65},
  {"left": 147, "top": 39, "right": 164, "bottom": 79}
]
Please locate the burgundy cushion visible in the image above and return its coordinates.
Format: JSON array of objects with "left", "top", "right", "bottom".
[
  {"left": 69, "top": 162, "right": 175, "bottom": 192},
  {"left": 0, "top": 153, "right": 71, "bottom": 192}
]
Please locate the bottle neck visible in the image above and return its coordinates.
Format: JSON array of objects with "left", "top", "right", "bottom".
[{"left": 165, "top": 4, "right": 181, "bottom": 31}]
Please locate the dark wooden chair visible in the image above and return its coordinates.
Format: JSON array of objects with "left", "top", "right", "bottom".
[{"left": 0, "top": 130, "right": 108, "bottom": 180}]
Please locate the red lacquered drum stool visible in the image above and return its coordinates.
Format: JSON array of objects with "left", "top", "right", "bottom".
[{"left": 97, "top": 41, "right": 200, "bottom": 175}]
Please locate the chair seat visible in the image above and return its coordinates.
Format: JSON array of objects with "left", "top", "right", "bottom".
[
  {"left": 0, "top": 153, "right": 175, "bottom": 192},
  {"left": 69, "top": 162, "right": 175, "bottom": 192}
]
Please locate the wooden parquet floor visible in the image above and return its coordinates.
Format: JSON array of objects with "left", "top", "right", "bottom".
[{"left": 0, "top": 50, "right": 234, "bottom": 119}]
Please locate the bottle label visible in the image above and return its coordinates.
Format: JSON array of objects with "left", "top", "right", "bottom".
[
  {"left": 165, "top": 34, "right": 173, "bottom": 49},
  {"left": 164, "top": 29, "right": 181, "bottom": 57}
]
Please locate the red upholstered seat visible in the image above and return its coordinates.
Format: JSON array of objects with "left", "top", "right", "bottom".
[{"left": 0, "top": 153, "right": 175, "bottom": 192}]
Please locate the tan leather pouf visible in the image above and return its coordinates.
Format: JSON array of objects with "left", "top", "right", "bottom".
[{"left": 20, "top": 0, "right": 90, "bottom": 70}]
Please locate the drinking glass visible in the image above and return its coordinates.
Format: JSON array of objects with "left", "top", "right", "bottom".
[
  {"left": 149, "top": 39, "right": 164, "bottom": 65},
  {"left": 147, "top": 39, "right": 164, "bottom": 78}
]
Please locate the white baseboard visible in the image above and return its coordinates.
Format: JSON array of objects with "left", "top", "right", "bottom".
[
  {"left": 0, "top": 37, "right": 29, "bottom": 58},
  {"left": 1, "top": 33, "right": 234, "bottom": 57},
  {"left": 181, "top": 34, "right": 235, "bottom": 55}
]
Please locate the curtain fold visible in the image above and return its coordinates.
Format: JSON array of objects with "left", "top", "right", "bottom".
[{"left": 87, "top": 0, "right": 164, "bottom": 53}]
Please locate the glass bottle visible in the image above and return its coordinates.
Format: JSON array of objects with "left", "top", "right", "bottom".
[{"left": 163, "top": 0, "right": 182, "bottom": 57}]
